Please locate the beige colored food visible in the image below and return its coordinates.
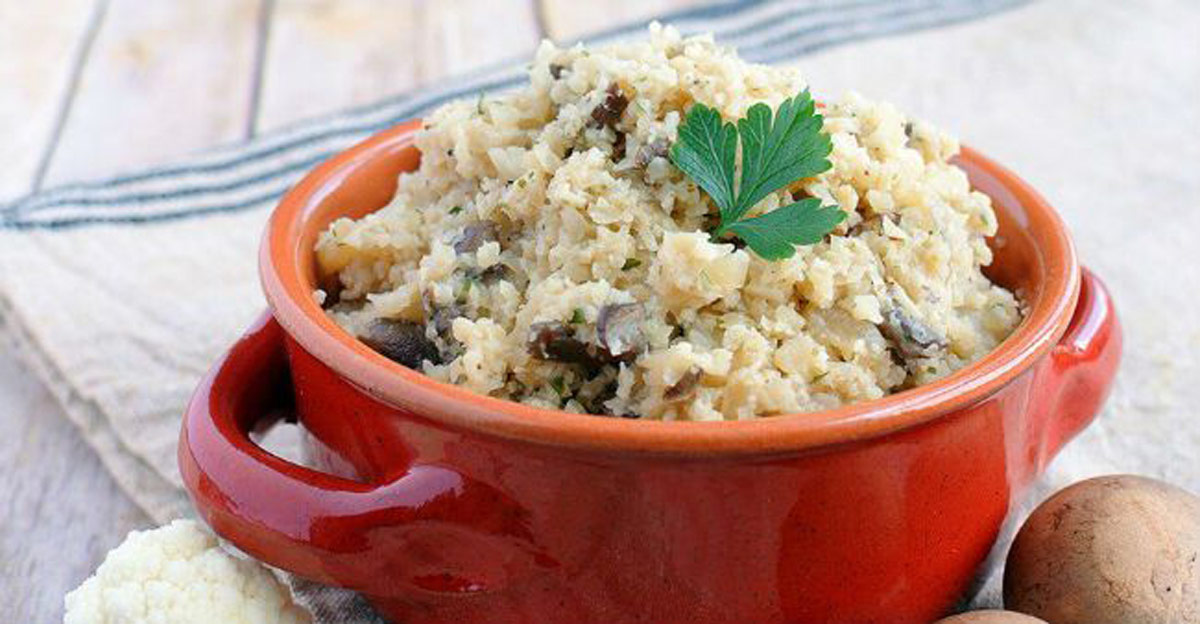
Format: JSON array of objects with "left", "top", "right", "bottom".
[
  {"left": 1004, "top": 475, "right": 1200, "bottom": 624},
  {"left": 315, "top": 24, "right": 1021, "bottom": 420},
  {"left": 932, "top": 611, "right": 1047, "bottom": 624}
]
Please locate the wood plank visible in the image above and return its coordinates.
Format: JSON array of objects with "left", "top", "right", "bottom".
[
  {"left": 537, "top": 0, "right": 708, "bottom": 42},
  {"left": 0, "top": 0, "right": 99, "bottom": 200},
  {"left": 0, "top": 351, "right": 150, "bottom": 623},
  {"left": 41, "top": 0, "right": 263, "bottom": 187},
  {"left": 256, "top": 0, "right": 541, "bottom": 132}
]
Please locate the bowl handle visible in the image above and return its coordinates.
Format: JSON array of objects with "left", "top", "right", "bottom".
[
  {"left": 1038, "top": 267, "right": 1123, "bottom": 466},
  {"left": 178, "top": 314, "right": 535, "bottom": 596}
]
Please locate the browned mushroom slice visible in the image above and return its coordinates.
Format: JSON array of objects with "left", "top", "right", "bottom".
[
  {"left": 591, "top": 84, "right": 628, "bottom": 129},
  {"left": 663, "top": 367, "right": 701, "bottom": 401},
  {"left": 527, "top": 321, "right": 597, "bottom": 366},
  {"left": 316, "top": 274, "right": 343, "bottom": 309},
  {"left": 597, "top": 303, "right": 646, "bottom": 361},
  {"left": 476, "top": 262, "right": 512, "bottom": 284},
  {"left": 633, "top": 138, "right": 670, "bottom": 168},
  {"left": 880, "top": 307, "right": 947, "bottom": 359},
  {"left": 452, "top": 220, "right": 500, "bottom": 255},
  {"left": 578, "top": 380, "right": 619, "bottom": 415},
  {"left": 360, "top": 319, "right": 441, "bottom": 368},
  {"left": 610, "top": 130, "right": 627, "bottom": 162}
]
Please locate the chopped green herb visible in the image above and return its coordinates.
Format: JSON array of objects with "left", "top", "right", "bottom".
[
  {"left": 569, "top": 308, "right": 586, "bottom": 324},
  {"left": 448, "top": 205, "right": 463, "bottom": 215},
  {"left": 476, "top": 93, "right": 486, "bottom": 116},
  {"left": 669, "top": 90, "right": 845, "bottom": 260},
  {"left": 621, "top": 258, "right": 642, "bottom": 271},
  {"left": 550, "top": 375, "right": 566, "bottom": 397}
]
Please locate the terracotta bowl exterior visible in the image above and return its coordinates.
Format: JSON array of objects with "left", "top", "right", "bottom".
[{"left": 179, "top": 121, "right": 1122, "bottom": 624}]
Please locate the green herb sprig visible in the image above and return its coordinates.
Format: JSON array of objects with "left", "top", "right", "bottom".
[{"left": 669, "top": 90, "right": 845, "bottom": 260}]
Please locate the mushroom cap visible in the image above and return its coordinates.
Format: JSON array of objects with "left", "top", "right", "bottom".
[
  {"left": 1004, "top": 475, "right": 1200, "bottom": 624},
  {"left": 933, "top": 610, "right": 1047, "bottom": 624}
]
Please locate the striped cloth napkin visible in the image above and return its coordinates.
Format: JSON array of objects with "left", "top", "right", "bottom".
[{"left": 5, "top": 0, "right": 1200, "bottom": 620}]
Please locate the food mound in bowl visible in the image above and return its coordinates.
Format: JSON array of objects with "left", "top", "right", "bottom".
[{"left": 315, "top": 24, "right": 1021, "bottom": 421}]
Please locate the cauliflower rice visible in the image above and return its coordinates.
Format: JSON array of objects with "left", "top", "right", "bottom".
[{"left": 315, "top": 24, "right": 1021, "bottom": 421}]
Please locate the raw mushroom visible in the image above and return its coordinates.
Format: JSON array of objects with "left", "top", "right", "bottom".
[
  {"left": 360, "top": 319, "right": 441, "bottom": 369},
  {"left": 932, "top": 611, "right": 1047, "bottom": 623},
  {"left": 597, "top": 303, "right": 646, "bottom": 361},
  {"left": 1004, "top": 475, "right": 1200, "bottom": 624}
]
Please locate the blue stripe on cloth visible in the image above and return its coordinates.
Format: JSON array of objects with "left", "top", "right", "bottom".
[{"left": 1, "top": 0, "right": 1028, "bottom": 230}]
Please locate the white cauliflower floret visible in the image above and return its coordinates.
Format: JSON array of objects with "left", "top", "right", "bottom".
[{"left": 63, "top": 520, "right": 311, "bottom": 624}]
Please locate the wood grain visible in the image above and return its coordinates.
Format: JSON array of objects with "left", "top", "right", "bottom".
[
  {"left": 41, "top": 0, "right": 264, "bottom": 187},
  {"left": 536, "top": 0, "right": 704, "bottom": 42},
  {"left": 0, "top": 0, "right": 100, "bottom": 200},
  {"left": 0, "top": 350, "right": 151, "bottom": 623},
  {"left": 256, "top": 0, "right": 542, "bottom": 132}
]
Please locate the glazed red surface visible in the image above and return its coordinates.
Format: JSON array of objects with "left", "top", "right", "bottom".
[{"left": 179, "top": 123, "right": 1122, "bottom": 624}]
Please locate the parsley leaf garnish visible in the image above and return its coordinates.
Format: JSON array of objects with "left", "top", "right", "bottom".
[
  {"left": 725, "top": 198, "right": 845, "bottom": 259},
  {"left": 671, "top": 103, "right": 738, "bottom": 217},
  {"left": 669, "top": 89, "right": 844, "bottom": 260}
]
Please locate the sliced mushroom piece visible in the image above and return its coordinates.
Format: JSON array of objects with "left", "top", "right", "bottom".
[
  {"left": 591, "top": 83, "right": 628, "bottom": 129},
  {"left": 880, "top": 307, "right": 947, "bottom": 359},
  {"left": 579, "top": 380, "right": 619, "bottom": 415},
  {"left": 429, "top": 304, "right": 463, "bottom": 338},
  {"left": 360, "top": 319, "right": 441, "bottom": 369},
  {"left": 610, "top": 130, "right": 627, "bottom": 162},
  {"left": 597, "top": 303, "right": 646, "bottom": 361},
  {"left": 475, "top": 262, "right": 512, "bottom": 284},
  {"left": 421, "top": 289, "right": 464, "bottom": 339},
  {"left": 452, "top": 220, "right": 500, "bottom": 255},
  {"left": 663, "top": 367, "right": 701, "bottom": 402},
  {"left": 527, "top": 321, "right": 598, "bottom": 366},
  {"left": 316, "top": 275, "right": 343, "bottom": 310},
  {"left": 633, "top": 138, "right": 670, "bottom": 168}
]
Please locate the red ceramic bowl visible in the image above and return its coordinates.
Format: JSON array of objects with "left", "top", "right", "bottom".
[{"left": 179, "top": 120, "right": 1121, "bottom": 624}]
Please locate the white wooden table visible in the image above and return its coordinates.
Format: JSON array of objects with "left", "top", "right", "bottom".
[{"left": 0, "top": 1, "right": 702, "bottom": 620}]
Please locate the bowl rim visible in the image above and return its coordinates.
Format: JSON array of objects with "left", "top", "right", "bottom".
[{"left": 261, "top": 120, "right": 1079, "bottom": 456}]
